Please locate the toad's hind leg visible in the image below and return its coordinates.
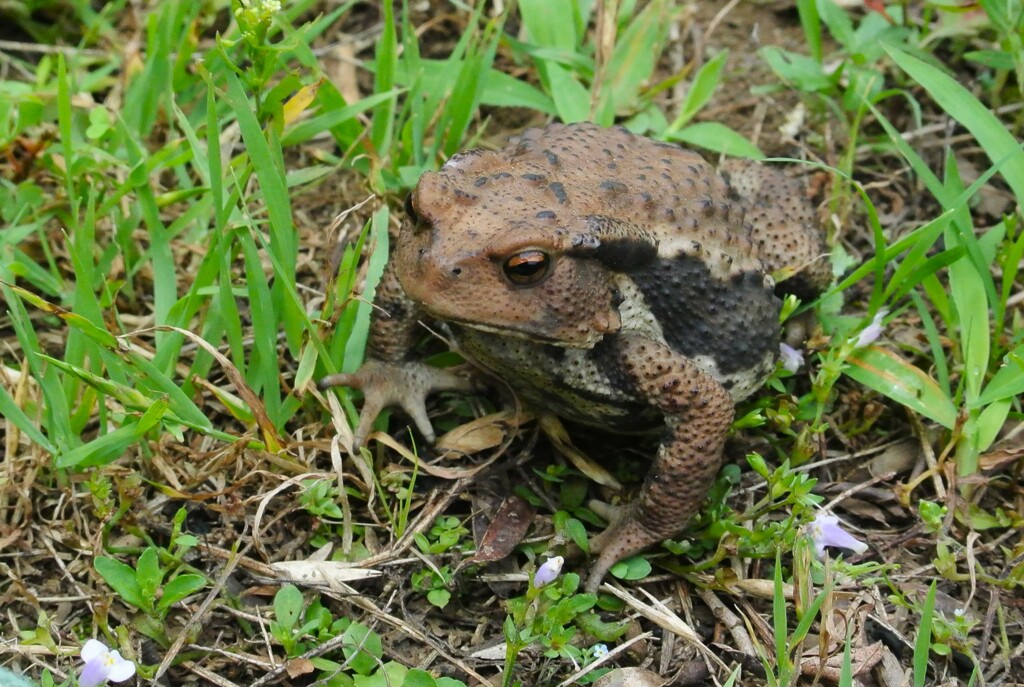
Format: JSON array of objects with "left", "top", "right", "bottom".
[{"left": 585, "top": 334, "right": 733, "bottom": 591}]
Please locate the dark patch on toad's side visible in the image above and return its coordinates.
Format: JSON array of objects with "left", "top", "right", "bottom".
[{"left": 630, "top": 255, "right": 780, "bottom": 376}]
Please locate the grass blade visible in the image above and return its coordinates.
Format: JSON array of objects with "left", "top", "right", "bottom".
[
  {"left": 913, "top": 582, "right": 936, "bottom": 687},
  {"left": 223, "top": 69, "right": 300, "bottom": 354},
  {"left": 886, "top": 45, "right": 1024, "bottom": 205},
  {"left": 845, "top": 347, "right": 958, "bottom": 429}
]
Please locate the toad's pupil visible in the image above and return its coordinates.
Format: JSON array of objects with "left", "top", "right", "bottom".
[{"left": 504, "top": 251, "right": 549, "bottom": 284}]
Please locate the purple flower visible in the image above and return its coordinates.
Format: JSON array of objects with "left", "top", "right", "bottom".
[
  {"left": 854, "top": 309, "right": 888, "bottom": 348},
  {"left": 808, "top": 512, "right": 868, "bottom": 559},
  {"left": 79, "top": 639, "right": 136, "bottom": 687},
  {"left": 779, "top": 343, "right": 804, "bottom": 373},
  {"left": 532, "top": 556, "right": 564, "bottom": 588}
]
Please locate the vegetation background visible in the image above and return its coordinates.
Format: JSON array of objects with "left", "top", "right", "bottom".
[{"left": 0, "top": 0, "right": 1022, "bottom": 685}]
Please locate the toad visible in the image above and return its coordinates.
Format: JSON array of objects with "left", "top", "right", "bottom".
[{"left": 321, "top": 123, "right": 829, "bottom": 590}]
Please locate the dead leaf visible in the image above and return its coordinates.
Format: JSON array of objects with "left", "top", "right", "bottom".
[
  {"left": 593, "top": 667, "right": 667, "bottom": 687},
  {"left": 270, "top": 561, "right": 382, "bottom": 587},
  {"left": 799, "top": 640, "right": 885, "bottom": 680},
  {"left": 876, "top": 645, "right": 911, "bottom": 687},
  {"left": 285, "top": 657, "right": 315, "bottom": 678},
  {"left": 598, "top": 585, "right": 701, "bottom": 644},
  {"left": 539, "top": 414, "right": 622, "bottom": 488},
  {"left": 371, "top": 432, "right": 503, "bottom": 479},
  {"left": 464, "top": 494, "right": 536, "bottom": 566},
  {"left": 979, "top": 425, "right": 1024, "bottom": 471},
  {"left": 868, "top": 439, "right": 919, "bottom": 476},
  {"left": 436, "top": 410, "right": 524, "bottom": 454},
  {"left": 282, "top": 78, "right": 323, "bottom": 126}
]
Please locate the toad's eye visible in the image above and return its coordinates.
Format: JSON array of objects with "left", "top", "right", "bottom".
[{"left": 503, "top": 250, "right": 551, "bottom": 286}]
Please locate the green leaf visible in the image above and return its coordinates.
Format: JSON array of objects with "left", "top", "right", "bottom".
[
  {"left": 913, "top": 583, "right": 936, "bottom": 687},
  {"left": 223, "top": 69, "right": 300, "bottom": 353},
  {"left": 973, "top": 398, "right": 1011, "bottom": 455},
  {"left": 95, "top": 556, "right": 146, "bottom": 612},
  {"left": 845, "top": 347, "right": 957, "bottom": 429},
  {"left": 237, "top": 227, "right": 282, "bottom": 425},
  {"left": 342, "top": 622, "right": 383, "bottom": 677},
  {"left": 274, "top": 584, "right": 305, "bottom": 631},
  {"left": 747, "top": 452, "right": 771, "bottom": 479},
  {"left": 796, "top": 0, "right": 822, "bottom": 62},
  {"left": 790, "top": 581, "right": 832, "bottom": 646},
  {"left": 158, "top": 574, "right": 207, "bottom": 611},
  {"left": 282, "top": 90, "right": 400, "bottom": 147},
  {"left": 3, "top": 283, "right": 120, "bottom": 350},
  {"left": 666, "top": 122, "right": 764, "bottom": 159},
  {"left": 759, "top": 46, "right": 834, "bottom": 92},
  {"left": 574, "top": 611, "right": 629, "bottom": 642},
  {"left": 342, "top": 208, "right": 390, "bottom": 371},
  {"left": 0, "top": 383, "right": 57, "bottom": 454},
  {"left": 546, "top": 63, "right": 592, "bottom": 123},
  {"left": 503, "top": 614, "right": 520, "bottom": 645},
  {"left": 609, "top": 556, "right": 652, "bottom": 581},
  {"left": 402, "top": 669, "right": 438, "bottom": 687},
  {"left": 481, "top": 69, "right": 556, "bottom": 114},
  {"left": 555, "top": 593, "right": 597, "bottom": 618},
  {"left": 354, "top": 662, "right": 406, "bottom": 687},
  {"left": 600, "top": 0, "right": 672, "bottom": 123},
  {"left": 427, "top": 589, "right": 451, "bottom": 609},
  {"left": 815, "top": 0, "right": 855, "bottom": 49},
  {"left": 964, "top": 49, "right": 1017, "bottom": 70},
  {"left": 886, "top": 46, "right": 1024, "bottom": 206},
  {"left": 136, "top": 547, "right": 163, "bottom": 601},
  {"left": 519, "top": 0, "right": 578, "bottom": 50},
  {"left": 976, "top": 347, "right": 1024, "bottom": 406},
  {"left": 669, "top": 49, "right": 729, "bottom": 132},
  {"left": 436, "top": 679, "right": 466, "bottom": 687},
  {"left": 564, "top": 517, "right": 589, "bottom": 553},
  {"left": 55, "top": 397, "right": 171, "bottom": 469}
]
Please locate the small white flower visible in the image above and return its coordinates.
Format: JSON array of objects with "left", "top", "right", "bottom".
[
  {"left": 778, "top": 102, "right": 806, "bottom": 139},
  {"left": 779, "top": 343, "right": 804, "bottom": 373},
  {"left": 808, "top": 512, "right": 868, "bottom": 559},
  {"left": 79, "top": 639, "right": 136, "bottom": 687},
  {"left": 532, "top": 555, "right": 564, "bottom": 588},
  {"left": 854, "top": 309, "right": 888, "bottom": 348},
  {"left": 591, "top": 643, "right": 609, "bottom": 659}
]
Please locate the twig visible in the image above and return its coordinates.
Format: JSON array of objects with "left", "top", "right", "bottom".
[{"left": 0, "top": 40, "right": 108, "bottom": 58}]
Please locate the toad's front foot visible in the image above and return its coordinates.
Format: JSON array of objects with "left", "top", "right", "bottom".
[{"left": 320, "top": 360, "right": 475, "bottom": 448}]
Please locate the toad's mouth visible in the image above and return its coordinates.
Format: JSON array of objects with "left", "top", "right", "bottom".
[{"left": 434, "top": 315, "right": 596, "bottom": 348}]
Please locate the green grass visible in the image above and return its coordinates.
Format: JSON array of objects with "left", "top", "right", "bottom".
[{"left": 0, "top": 0, "right": 1021, "bottom": 685}]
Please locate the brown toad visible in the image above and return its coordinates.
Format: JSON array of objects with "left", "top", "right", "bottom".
[{"left": 322, "top": 122, "right": 829, "bottom": 590}]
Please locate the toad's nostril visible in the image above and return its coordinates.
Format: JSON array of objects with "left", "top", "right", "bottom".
[{"left": 451, "top": 267, "right": 462, "bottom": 276}]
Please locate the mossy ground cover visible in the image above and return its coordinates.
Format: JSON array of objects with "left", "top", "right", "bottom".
[{"left": 0, "top": 1, "right": 1022, "bottom": 686}]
